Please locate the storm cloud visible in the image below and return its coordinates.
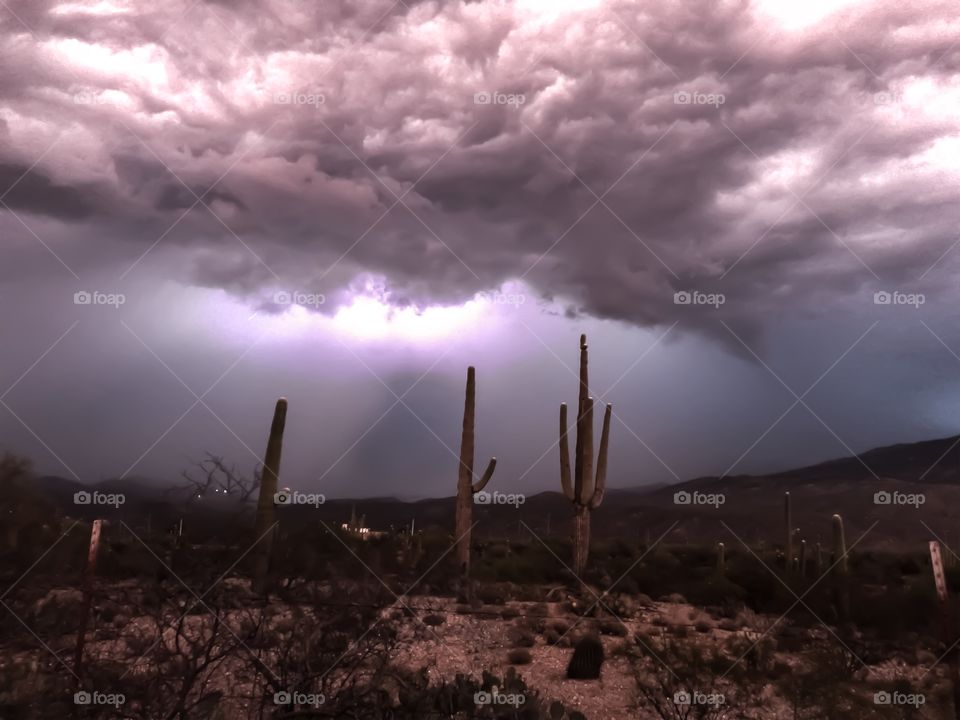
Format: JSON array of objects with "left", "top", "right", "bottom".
[{"left": 2, "top": 0, "right": 960, "bottom": 494}]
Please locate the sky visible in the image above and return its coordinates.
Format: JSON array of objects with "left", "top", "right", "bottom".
[{"left": 2, "top": 0, "right": 960, "bottom": 498}]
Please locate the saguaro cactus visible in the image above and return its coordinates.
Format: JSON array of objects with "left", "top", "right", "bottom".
[
  {"left": 784, "top": 492, "right": 793, "bottom": 572},
  {"left": 251, "top": 398, "right": 287, "bottom": 595},
  {"left": 717, "top": 541, "right": 726, "bottom": 575},
  {"left": 831, "top": 513, "right": 850, "bottom": 621},
  {"left": 559, "top": 334, "right": 613, "bottom": 576},
  {"left": 800, "top": 539, "right": 807, "bottom": 577},
  {"left": 455, "top": 366, "right": 497, "bottom": 576}
]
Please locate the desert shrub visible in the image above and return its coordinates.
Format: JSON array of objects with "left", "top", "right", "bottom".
[
  {"left": 529, "top": 602, "right": 549, "bottom": 619},
  {"left": 476, "top": 584, "right": 506, "bottom": 605},
  {"left": 775, "top": 638, "right": 891, "bottom": 720},
  {"left": 507, "top": 649, "right": 532, "bottom": 665},
  {"left": 422, "top": 613, "right": 445, "bottom": 626},
  {"left": 510, "top": 628, "right": 536, "bottom": 647},
  {"left": 599, "top": 620, "right": 628, "bottom": 637},
  {"left": 628, "top": 631, "right": 758, "bottom": 719},
  {"left": 694, "top": 620, "right": 712, "bottom": 633},
  {"left": 520, "top": 615, "right": 546, "bottom": 633}
]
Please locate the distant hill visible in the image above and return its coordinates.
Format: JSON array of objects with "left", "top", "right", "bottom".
[{"left": 27, "top": 433, "right": 960, "bottom": 550}]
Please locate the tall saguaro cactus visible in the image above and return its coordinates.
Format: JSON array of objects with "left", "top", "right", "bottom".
[
  {"left": 831, "top": 513, "right": 850, "bottom": 621},
  {"left": 784, "top": 492, "right": 793, "bottom": 572},
  {"left": 455, "top": 367, "right": 497, "bottom": 576},
  {"left": 560, "top": 334, "right": 613, "bottom": 576},
  {"left": 251, "top": 398, "right": 288, "bottom": 595}
]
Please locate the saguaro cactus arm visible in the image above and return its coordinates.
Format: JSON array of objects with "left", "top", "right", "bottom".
[
  {"left": 473, "top": 457, "right": 497, "bottom": 493},
  {"left": 559, "top": 403, "right": 574, "bottom": 501},
  {"left": 590, "top": 403, "right": 612, "bottom": 509}
]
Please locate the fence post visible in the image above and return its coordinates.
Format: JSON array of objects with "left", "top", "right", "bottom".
[{"left": 72, "top": 519, "right": 103, "bottom": 696}]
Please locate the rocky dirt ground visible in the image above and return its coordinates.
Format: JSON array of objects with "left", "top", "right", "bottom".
[{"left": 1, "top": 581, "right": 953, "bottom": 718}]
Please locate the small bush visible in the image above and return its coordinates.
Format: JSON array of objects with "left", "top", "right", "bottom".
[
  {"left": 422, "top": 613, "right": 445, "bottom": 626},
  {"left": 599, "top": 620, "right": 628, "bottom": 637},
  {"left": 511, "top": 628, "right": 536, "bottom": 647},
  {"left": 508, "top": 648, "right": 532, "bottom": 665}
]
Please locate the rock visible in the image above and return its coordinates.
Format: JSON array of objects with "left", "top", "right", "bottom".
[{"left": 30, "top": 588, "right": 84, "bottom": 633}]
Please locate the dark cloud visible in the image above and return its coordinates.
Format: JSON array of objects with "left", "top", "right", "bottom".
[
  {"left": 0, "top": 163, "right": 98, "bottom": 219},
  {"left": 2, "top": 0, "right": 960, "bottom": 493},
  {"left": 2, "top": 0, "right": 956, "bottom": 333}
]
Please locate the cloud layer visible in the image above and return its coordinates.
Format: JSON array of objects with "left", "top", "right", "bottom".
[
  {"left": 3, "top": 0, "right": 960, "bottom": 493},
  {"left": 3, "top": 0, "right": 958, "bottom": 330}
]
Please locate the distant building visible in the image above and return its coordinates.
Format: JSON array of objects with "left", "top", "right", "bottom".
[{"left": 341, "top": 505, "right": 386, "bottom": 539}]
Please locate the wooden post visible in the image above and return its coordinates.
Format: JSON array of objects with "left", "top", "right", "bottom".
[
  {"left": 929, "top": 541, "right": 960, "bottom": 719},
  {"left": 72, "top": 520, "right": 102, "bottom": 695}
]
